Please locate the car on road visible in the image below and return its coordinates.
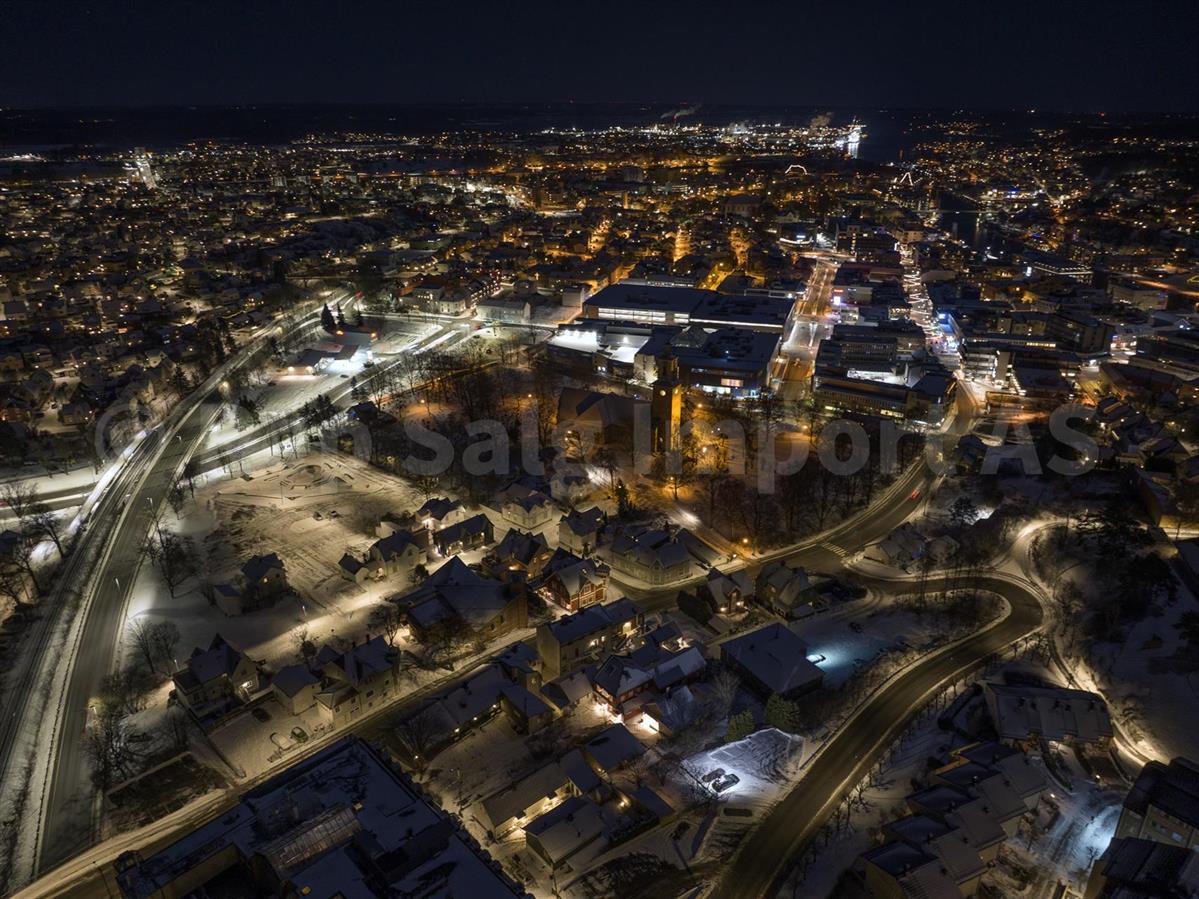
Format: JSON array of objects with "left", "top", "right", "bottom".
[
  {"left": 908, "top": 488, "right": 921, "bottom": 501},
  {"left": 713, "top": 774, "right": 740, "bottom": 793},
  {"left": 702, "top": 768, "right": 725, "bottom": 784}
]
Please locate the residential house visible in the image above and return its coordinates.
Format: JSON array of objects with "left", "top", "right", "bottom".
[
  {"left": 860, "top": 743, "right": 1046, "bottom": 899},
  {"left": 536, "top": 598, "right": 643, "bottom": 679},
  {"left": 523, "top": 795, "right": 607, "bottom": 870},
  {"left": 481, "top": 762, "right": 577, "bottom": 838},
  {"left": 172, "top": 635, "right": 258, "bottom": 718},
  {"left": 550, "top": 471, "right": 591, "bottom": 504},
  {"left": 497, "top": 483, "right": 557, "bottom": 530},
  {"left": 367, "top": 530, "right": 428, "bottom": 580},
  {"left": 754, "top": 560, "right": 815, "bottom": 619},
  {"left": 485, "top": 529, "right": 552, "bottom": 579},
  {"left": 432, "top": 512, "right": 495, "bottom": 556},
  {"left": 534, "top": 548, "right": 610, "bottom": 611},
  {"left": 701, "top": 567, "right": 753, "bottom": 614},
  {"left": 271, "top": 664, "right": 319, "bottom": 715},
  {"left": 582, "top": 723, "right": 647, "bottom": 777},
  {"left": 559, "top": 507, "right": 605, "bottom": 556},
  {"left": 1084, "top": 837, "right": 1199, "bottom": 899},
  {"left": 591, "top": 642, "right": 706, "bottom": 717},
  {"left": 416, "top": 497, "right": 466, "bottom": 531},
  {"left": 394, "top": 557, "right": 527, "bottom": 644},
  {"left": 212, "top": 554, "right": 289, "bottom": 616},
  {"left": 983, "top": 682, "right": 1114, "bottom": 748},
  {"left": 607, "top": 526, "right": 695, "bottom": 585},
  {"left": 313, "top": 635, "right": 401, "bottom": 726},
  {"left": 860, "top": 841, "right": 964, "bottom": 899},
  {"left": 500, "top": 683, "right": 554, "bottom": 734}
]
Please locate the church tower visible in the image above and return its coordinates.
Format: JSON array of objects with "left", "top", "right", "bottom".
[{"left": 651, "top": 349, "right": 683, "bottom": 455}]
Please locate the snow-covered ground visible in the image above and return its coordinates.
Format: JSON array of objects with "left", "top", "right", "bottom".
[{"left": 774, "top": 710, "right": 963, "bottom": 898}]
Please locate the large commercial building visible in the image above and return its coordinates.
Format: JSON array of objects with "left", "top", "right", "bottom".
[
  {"left": 548, "top": 319, "right": 782, "bottom": 398},
  {"left": 583, "top": 282, "right": 796, "bottom": 333}
]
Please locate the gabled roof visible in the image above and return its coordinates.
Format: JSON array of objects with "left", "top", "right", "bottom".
[
  {"left": 582, "top": 723, "right": 646, "bottom": 773},
  {"left": 434, "top": 513, "right": 492, "bottom": 547},
  {"left": 400, "top": 557, "right": 513, "bottom": 631},
  {"left": 545, "top": 598, "right": 640, "bottom": 644},
  {"left": 372, "top": 530, "right": 422, "bottom": 561},
  {"left": 323, "top": 636, "right": 394, "bottom": 687},
  {"left": 272, "top": 664, "right": 318, "bottom": 697},
  {"left": 561, "top": 506, "right": 605, "bottom": 537},
  {"left": 242, "top": 552, "right": 284, "bottom": 582},
  {"left": 186, "top": 634, "right": 250, "bottom": 685},
  {"left": 417, "top": 497, "right": 462, "bottom": 522},
  {"left": 492, "top": 529, "right": 550, "bottom": 566},
  {"left": 537, "top": 548, "right": 609, "bottom": 595},
  {"left": 481, "top": 763, "right": 570, "bottom": 830}
]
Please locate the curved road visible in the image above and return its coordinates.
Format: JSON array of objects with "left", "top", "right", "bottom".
[
  {"left": 707, "top": 570, "right": 1045, "bottom": 899},
  {"left": 0, "top": 295, "right": 349, "bottom": 888},
  {"left": 15, "top": 344, "right": 982, "bottom": 893}
]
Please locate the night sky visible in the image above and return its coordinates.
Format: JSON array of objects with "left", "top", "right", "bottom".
[{"left": 1, "top": 0, "right": 1196, "bottom": 113}]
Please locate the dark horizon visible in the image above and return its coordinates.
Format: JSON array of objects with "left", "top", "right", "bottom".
[
  {"left": 3, "top": 0, "right": 1197, "bottom": 114},
  {"left": 3, "top": 100, "right": 1197, "bottom": 117}
]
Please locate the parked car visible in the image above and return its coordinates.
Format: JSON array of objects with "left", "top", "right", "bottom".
[
  {"left": 702, "top": 768, "right": 725, "bottom": 784},
  {"left": 713, "top": 773, "right": 740, "bottom": 793}
]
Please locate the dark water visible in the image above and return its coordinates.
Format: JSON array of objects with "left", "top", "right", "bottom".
[{"left": 937, "top": 192, "right": 983, "bottom": 247}]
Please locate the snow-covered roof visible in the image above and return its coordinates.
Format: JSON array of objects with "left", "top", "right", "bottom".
[
  {"left": 983, "top": 682, "right": 1113, "bottom": 745},
  {"left": 523, "top": 795, "right": 606, "bottom": 865},
  {"left": 720, "top": 623, "right": 822, "bottom": 696},
  {"left": 481, "top": 762, "right": 570, "bottom": 831},
  {"left": 272, "top": 664, "right": 317, "bottom": 698},
  {"left": 545, "top": 598, "right": 640, "bottom": 645},
  {"left": 582, "top": 723, "right": 646, "bottom": 773},
  {"left": 115, "top": 738, "right": 529, "bottom": 899},
  {"left": 183, "top": 634, "right": 250, "bottom": 686}
]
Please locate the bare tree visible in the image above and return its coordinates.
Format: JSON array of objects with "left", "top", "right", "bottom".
[
  {"left": 369, "top": 602, "right": 404, "bottom": 647},
  {"left": 127, "top": 618, "right": 160, "bottom": 674},
  {"left": 149, "top": 621, "right": 181, "bottom": 670},
  {"left": 100, "top": 666, "right": 150, "bottom": 717},
  {"left": 28, "top": 510, "right": 66, "bottom": 558},
  {"left": 160, "top": 706, "right": 191, "bottom": 754},
  {"left": 143, "top": 531, "right": 198, "bottom": 597},
  {"left": 709, "top": 668, "right": 741, "bottom": 720},
  {"left": 3, "top": 527, "right": 44, "bottom": 597},
  {"left": 83, "top": 705, "right": 145, "bottom": 792},
  {"left": 290, "top": 624, "right": 312, "bottom": 659},
  {"left": 395, "top": 705, "right": 440, "bottom": 773},
  {"left": 412, "top": 474, "right": 441, "bottom": 501},
  {"left": 0, "top": 565, "right": 33, "bottom": 609},
  {"left": 1, "top": 482, "right": 44, "bottom": 524}
]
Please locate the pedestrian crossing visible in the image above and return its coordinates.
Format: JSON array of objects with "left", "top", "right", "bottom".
[{"left": 820, "top": 541, "right": 849, "bottom": 558}]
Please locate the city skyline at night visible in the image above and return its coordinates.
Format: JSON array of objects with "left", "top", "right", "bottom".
[{"left": 0, "top": 5, "right": 1197, "bottom": 899}]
